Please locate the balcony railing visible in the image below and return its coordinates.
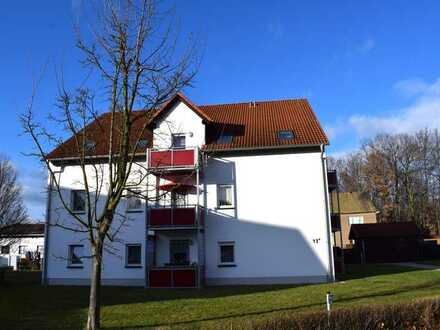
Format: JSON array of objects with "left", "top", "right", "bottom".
[
  {"left": 148, "top": 266, "right": 197, "bottom": 288},
  {"left": 147, "top": 148, "right": 198, "bottom": 170},
  {"left": 149, "top": 206, "right": 203, "bottom": 228}
]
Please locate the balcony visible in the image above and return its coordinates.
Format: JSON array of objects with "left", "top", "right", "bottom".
[
  {"left": 147, "top": 148, "right": 198, "bottom": 170},
  {"left": 148, "top": 266, "right": 197, "bottom": 288},
  {"left": 331, "top": 214, "right": 341, "bottom": 232},
  {"left": 327, "top": 170, "right": 338, "bottom": 191},
  {"left": 149, "top": 206, "right": 203, "bottom": 229}
]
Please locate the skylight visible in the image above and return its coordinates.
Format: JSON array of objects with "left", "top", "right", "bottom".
[
  {"left": 84, "top": 140, "right": 96, "bottom": 151},
  {"left": 278, "top": 130, "right": 294, "bottom": 140},
  {"left": 138, "top": 139, "right": 149, "bottom": 148}
]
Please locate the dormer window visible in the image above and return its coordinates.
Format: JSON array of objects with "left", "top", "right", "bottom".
[
  {"left": 278, "top": 130, "right": 294, "bottom": 140},
  {"left": 217, "top": 133, "right": 233, "bottom": 144},
  {"left": 171, "top": 134, "right": 186, "bottom": 149}
]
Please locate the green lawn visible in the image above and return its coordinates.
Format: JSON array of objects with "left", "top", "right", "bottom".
[{"left": 1, "top": 264, "right": 440, "bottom": 329}]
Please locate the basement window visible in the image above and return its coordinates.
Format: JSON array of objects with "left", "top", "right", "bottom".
[{"left": 278, "top": 130, "right": 294, "bottom": 140}]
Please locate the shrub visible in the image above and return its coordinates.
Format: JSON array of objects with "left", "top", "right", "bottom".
[{"left": 247, "top": 298, "right": 440, "bottom": 330}]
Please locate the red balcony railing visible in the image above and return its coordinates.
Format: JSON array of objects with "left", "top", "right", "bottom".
[
  {"left": 149, "top": 266, "right": 197, "bottom": 288},
  {"left": 149, "top": 206, "right": 203, "bottom": 228},
  {"left": 147, "top": 148, "right": 197, "bottom": 169}
]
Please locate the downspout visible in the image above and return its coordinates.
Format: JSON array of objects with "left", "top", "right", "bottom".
[
  {"left": 320, "top": 144, "right": 335, "bottom": 282},
  {"left": 42, "top": 166, "right": 64, "bottom": 286}
]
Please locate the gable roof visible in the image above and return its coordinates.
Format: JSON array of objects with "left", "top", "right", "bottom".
[
  {"left": 46, "top": 111, "right": 153, "bottom": 160},
  {"left": 148, "top": 92, "right": 213, "bottom": 124},
  {"left": 0, "top": 223, "right": 45, "bottom": 238},
  {"left": 349, "top": 222, "right": 421, "bottom": 240},
  {"left": 47, "top": 94, "right": 328, "bottom": 160},
  {"left": 331, "top": 192, "right": 376, "bottom": 214},
  {"left": 201, "top": 99, "right": 328, "bottom": 151}
]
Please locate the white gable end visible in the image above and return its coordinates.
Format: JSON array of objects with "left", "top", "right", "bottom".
[{"left": 153, "top": 100, "right": 206, "bottom": 149}]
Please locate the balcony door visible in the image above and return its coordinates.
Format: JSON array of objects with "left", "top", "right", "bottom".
[{"left": 169, "top": 239, "right": 190, "bottom": 266}]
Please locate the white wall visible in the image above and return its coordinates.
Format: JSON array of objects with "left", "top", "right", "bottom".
[
  {"left": 0, "top": 236, "right": 44, "bottom": 270},
  {"left": 46, "top": 163, "right": 149, "bottom": 286},
  {"left": 203, "top": 151, "right": 331, "bottom": 284}
]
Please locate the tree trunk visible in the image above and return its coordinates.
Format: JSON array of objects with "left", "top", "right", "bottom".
[{"left": 87, "top": 242, "right": 103, "bottom": 330}]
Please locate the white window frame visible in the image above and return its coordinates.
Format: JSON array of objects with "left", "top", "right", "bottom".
[
  {"left": 125, "top": 244, "right": 142, "bottom": 267},
  {"left": 348, "top": 216, "right": 364, "bottom": 225},
  {"left": 218, "top": 241, "right": 236, "bottom": 266},
  {"left": 71, "top": 190, "right": 86, "bottom": 214},
  {"left": 171, "top": 133, "right": 186, "bottom": 150},
  {"left": 217, "top": 184, "right": 235, "bottom": 209},
  {"left": 68, "top": 244, "right": 84, "bottom": 268},
  {"left": 126, "top": 190, "right": 143, "bottom": 213}
]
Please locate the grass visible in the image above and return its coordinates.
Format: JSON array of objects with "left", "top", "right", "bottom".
[{"left": 1, "top": 264, "right": 440, "bottom": 329}]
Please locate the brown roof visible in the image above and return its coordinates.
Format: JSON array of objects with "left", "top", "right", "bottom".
[
  {"left": 331, "top": 192, "right": 376, "bottom": 214},
  {"left": 47, "top": 94, "right": 328, "bottom": 160},
  {"left": 201, "top": 99, "right": 328, "bottom": 151},
  {"left": 46, "top": 111, "right": 153, "bottom": 160},
  {"left": 0, "top": 223, "right": 45, "bottom": 237},
  {"left": 349, "top": 222, "right": 421, "bottom": 240}
]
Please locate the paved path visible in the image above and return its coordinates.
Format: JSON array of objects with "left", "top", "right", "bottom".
[{"left": 392, "top": 262, "right": 440, "bottom": 270}]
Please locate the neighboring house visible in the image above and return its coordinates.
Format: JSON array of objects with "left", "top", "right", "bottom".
[
  {"left": 331, "top": 192, "right": 377, "bottom": 248},
  {"left": 43, "top": 93, "right": 336, "bottom": 287},
  {"left": 349, "top": 222, "right": 421, "bottom": 263},
  {"left": 0, "top": 223, "right": 45, "bottom": 270}
]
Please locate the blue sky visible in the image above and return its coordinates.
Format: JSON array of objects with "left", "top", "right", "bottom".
[{"left": 1, "top": 0, "right": 440, "bottom": 220}]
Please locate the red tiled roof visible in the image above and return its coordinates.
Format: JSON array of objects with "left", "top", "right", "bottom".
[
  {"left": 349, "top": 222, "right": 421, "bottom": 240},
  {"left": 47, "top": 94, "right": 328, "bottom": 160},
  {"left": 201, "top": 99, "right": 328, "bottom": 151},
  {"left": 46, "top": 110, "right": 153, "bottom": 160},
  {"left": 149, "top": 92, "right": 213, "bottom": 123}
]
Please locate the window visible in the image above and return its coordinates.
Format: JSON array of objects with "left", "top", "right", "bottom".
[
  {"left": 126, "top": 244, "right": 142, "bottom": 267},
  {"left": 68, "top": 245, "right": 84, "bottom": 267},
  {"left": 169, "top": 240, "right": 190, "bottom": 265},
  {"left": 137, "top": 139, "right": 149, "bottom": 148},
  {"left": 348, "top": 216, "right": 364, "bottom": 225},
  {"left": 217, "top": 184, "right": 234, "bottom": 208},
  {"left": 219, "top": 242, "right": 235, "bottom": 266},
  {"left": 278, "top": 130, "right": 294, "bottom": 140},
  {"left": 126, "top": 190, "right": 142, "bottom": 212},
  {"left": 217, "top": 133, "right": 233, "bottom": 144},
  {"left": 1, "top": 246, "right": 10, "bottom": 254},
  {"left": 18, "top": 246, "right": 27, "bottom": 255},
  {"left": 84, "top": 140, "right": 96, "bottom": 151},
  {"left": 171, "top": 134, "right": 186, "bottom": 149},
  {"left": 71, "top": 190, "right": 86, "bottom": 213}
]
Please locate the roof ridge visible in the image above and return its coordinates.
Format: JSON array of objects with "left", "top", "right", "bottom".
[{"left": 199, "top": 98, "right": 309, "bottom": 108}]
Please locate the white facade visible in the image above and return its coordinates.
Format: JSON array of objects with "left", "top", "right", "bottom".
[
  {"left": 0, "top": 236, "right": 45, "bottom": 270},
  {"left": 44, "top": 97, "right": 334, "bottom": 286}
]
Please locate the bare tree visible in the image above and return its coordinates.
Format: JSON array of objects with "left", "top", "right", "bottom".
[
  {"left": 21, "top": 1, "right": 198, "bottom": 329},
  {"left": 0, "top": 155, "right": 28, "bottom": 246}
]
